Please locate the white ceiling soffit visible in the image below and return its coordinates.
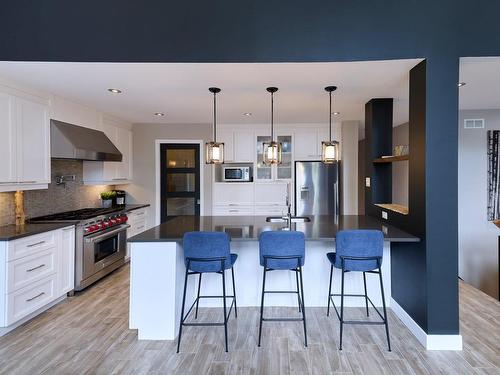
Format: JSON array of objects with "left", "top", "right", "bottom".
[
  {"left": 0, "top": 60, "right": 421, "bottom": 126},
  {"left": 460, "top": 57, "right": 500, "bottom": 110}
]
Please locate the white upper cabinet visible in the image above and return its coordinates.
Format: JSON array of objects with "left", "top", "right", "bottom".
[
  {"left": 0, "top": 93, "right": 16, "bottom": 184},
  {"left": 233, "top": 130, "right": 254, "bottom": 162},
  {"left": 217, "top": 129, "right": 234, "bottom": 162},
  {"left": 16, "top": 98, "right": 50, "bottom": 184},
  {"left": 0, "top": 91, "right": 50, "bottom": 192},
  {"left": 217, "top": 128, "right": 254, "bottom": 163},
  {"left": 83, "top": 118, "right": 133, "bottom": 184}
]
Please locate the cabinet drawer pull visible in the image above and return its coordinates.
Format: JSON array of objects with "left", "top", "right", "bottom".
[
  {"left": 19, "top": 181, "right": 36, "bottom": 184},
  {"left": 26, "top": 292, "right": 45, "bottom": 302},
  {"left": 136, "top": 225, "right": 145, "bottom": 231},
  {"left": 0, "top": 181, "right": 14, "bottom": 184},
  {"left": 26, "top": 264, "right": 46, "bottom": 272},
  {"left": 27, "top": 241, "right": 46, "bottom": 248},
  {"left": 229, "top": 210, "right": 238, "bottom": 212},
  {"left": 136, "top": 212, "right": 144, "bottom": 216},
  {"left": 228, "top": 204, "right": 238, "bottom": 206},
  {"left": 112, "top": 178, "right": 127, "bottom": 181}
]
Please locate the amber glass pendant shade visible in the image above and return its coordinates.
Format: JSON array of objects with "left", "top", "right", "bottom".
[
  {"left": 205, "top": 141, "right": 224, "bottom": 164},
  {"left": 263, "top": 141, "right": 282, "bottom": 165}
]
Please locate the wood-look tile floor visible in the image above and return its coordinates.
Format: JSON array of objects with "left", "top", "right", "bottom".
[{"left": 0, "top": 265, "right": 498, "bottom": 374}]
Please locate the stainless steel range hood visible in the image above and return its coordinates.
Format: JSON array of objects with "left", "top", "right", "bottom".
[{"left": 50, "top": 120, "right": 122, "bottom": 161}]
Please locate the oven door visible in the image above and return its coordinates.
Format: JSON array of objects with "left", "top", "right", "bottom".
[
  {"left": 83, "top": 225, "right": 129, "bottom": 279},
  {"left": 224, "top": 168, "right": 244, "bottom": 181}
]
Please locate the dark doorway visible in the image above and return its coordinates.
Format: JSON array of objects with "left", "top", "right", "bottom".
[{"left": 160, "top": 143, "right": 201, "bottom": 223}]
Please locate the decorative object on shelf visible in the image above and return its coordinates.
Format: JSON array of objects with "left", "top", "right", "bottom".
[
  {"left": 14, "top": 190, "right": 25, "bottom": 226},
  {"left": 393, "top": 145, "right": 409, "bottom": 157},
  {"left": 100, "top": 191, "right": 116, "bottom": 208},
  {"left": 263, "top": 87, "right": 282, "bottom": 165},
  {"left": 206, "top": 87, "right": 224, "bottom": 164},
  {"left": 322, "top": 86, "right": 340, "bottom": 164}
]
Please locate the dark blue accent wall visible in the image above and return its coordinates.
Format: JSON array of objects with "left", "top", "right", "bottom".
[{"left": 1, "top": 0, "right": 500, "bottom": 335}]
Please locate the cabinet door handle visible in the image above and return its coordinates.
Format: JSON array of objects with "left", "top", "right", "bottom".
[
  {"left": 27, "top": 241, "right": 46, "bottom": 248},
  {"left": 136, "top": 212, "right": 145, "bottom": 216},
  {"left": 26, "top": 292, "right": 45, "bottom": 302},
  {"left": 136, "top": 225, "right": 145, "bottom": 231},
  {"left": 26, "top": 264, "right": 46, "bottom": 272}
]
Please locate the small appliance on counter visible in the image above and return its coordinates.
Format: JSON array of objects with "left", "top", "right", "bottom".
[{"left": 113, "top": 190, "right": 126, "bottom": 207}]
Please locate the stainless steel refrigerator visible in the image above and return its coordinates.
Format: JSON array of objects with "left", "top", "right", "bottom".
[{"left": 295, "top": 161, "right": 340, "bottom": 216}]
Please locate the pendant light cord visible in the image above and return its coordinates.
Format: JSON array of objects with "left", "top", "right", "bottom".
[
  {"left": 213, "top": 91, "right": 217, "bottom": 142},
  {"left": 329, "top": 90, "right": 332, "bottom": 142},
  {"left": 271, "top": 91, "right": 274, "bottom": 141}
]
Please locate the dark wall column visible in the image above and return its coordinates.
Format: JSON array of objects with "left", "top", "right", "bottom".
[{"left": 424, "top": 57, "right": 459, "bottom": 334}]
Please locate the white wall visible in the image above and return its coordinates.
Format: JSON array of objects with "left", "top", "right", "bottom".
[{"left": 458, "top": 109, "right": 500, "bottom": 299}]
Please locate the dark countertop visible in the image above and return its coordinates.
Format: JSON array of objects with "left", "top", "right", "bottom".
[
  {"left": 128, "top": 215, "right": 419, "bottom": 243},
  {"left": 0, "top": 223, "right": 75, "bottom": 241},
  {"left": 124, "top": 204, "right": 150, "bottom": 212}
]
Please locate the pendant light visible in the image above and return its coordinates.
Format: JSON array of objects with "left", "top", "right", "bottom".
[
  {"left": 263, "top": 87, "right": 282, "bottom": 165},
  {"left": 205, "top": 87, "right": 224, "bottom": 164},
  {"left": 321, "top": 86, "right": 340, "bottom": 164}
]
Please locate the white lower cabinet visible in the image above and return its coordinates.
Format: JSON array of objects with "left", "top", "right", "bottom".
[
  {"left": 0, "top": 226, "right": 75, "bottom": 332},
  {"left": 126, "top": 208, "right": 149, "bottom": 259},
  {"left": 212, "top": 182, "right": 290, "bottom": 216}
]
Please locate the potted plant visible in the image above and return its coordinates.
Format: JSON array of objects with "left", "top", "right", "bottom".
[{"left": 100, "top": 191, "right": 116, "bottom": 208}]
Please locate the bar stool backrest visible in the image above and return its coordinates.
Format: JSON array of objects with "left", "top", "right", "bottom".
[
  {"left": 335, "top": 230, "right": 384, "bottom": 271},
  {"left": 183, "top": 231, "right": 231, "bottom": 272},
  {"left": 259, "top": 231, "right": 305, "bottom": 270}
]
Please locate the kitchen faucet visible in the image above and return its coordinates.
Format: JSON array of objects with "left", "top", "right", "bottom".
[{"left": 282, "top": 182, "right": 293, "bottom": 230}]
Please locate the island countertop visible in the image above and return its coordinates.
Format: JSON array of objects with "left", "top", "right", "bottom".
[{"left": 128, "top": 215, "right": 419, "bottom": 243}]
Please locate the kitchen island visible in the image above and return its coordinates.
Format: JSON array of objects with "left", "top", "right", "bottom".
[{"left": 128, "top": 215, "right": 418, "bottom": 340}]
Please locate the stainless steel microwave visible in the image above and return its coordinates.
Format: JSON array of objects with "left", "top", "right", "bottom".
[{"left": 223, "top": 166, "right": 251, "bottom": 182}]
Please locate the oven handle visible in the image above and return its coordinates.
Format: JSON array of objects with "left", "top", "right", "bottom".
[{"left": 84, "top": 225, "right": 130, "bottom": 243}]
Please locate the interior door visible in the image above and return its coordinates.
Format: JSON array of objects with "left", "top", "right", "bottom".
[{"left": 160, "top": 143, "right": 200, "bottom": 222}]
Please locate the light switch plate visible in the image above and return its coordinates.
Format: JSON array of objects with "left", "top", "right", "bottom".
[
  {"left": 365, "top": 177, "right": 371, "bottom": 187},
  {"left": 381, "top": 211, "right": 388, "bottom": 220}
]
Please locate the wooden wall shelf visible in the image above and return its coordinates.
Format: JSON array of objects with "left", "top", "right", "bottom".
[
  {"left": 375, "top": 203, "right": 409, "bottom": 215},
  {"left": 373, "top": 155, "right": 409, "bottom": 163}
]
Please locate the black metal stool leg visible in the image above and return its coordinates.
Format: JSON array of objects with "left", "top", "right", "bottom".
[
  {"left": 363, "top": 272, "right": 369, "bottom": 317},
  {"left": 339, "top": 267, "right": 345, "bottom": 350},
  {"left": 231, "top": 266, "right": 238, "bottom": 318},
  {"left": 177, "top": 265, "right": 190, "bottom": 353},
  {"left": 295, "top": 269, "right": 301, "bottom": 313},
  {"left": 327, "top": 264, "right": 333, "bottom": 317},
  {"left": 258, "top": 266, "right": 267, "bottom": 347},
  {"left": 298, "top": 265, "right": 308, "bottom": 347},
  {"left": 378, "top": 267, "right": 391, "bottom": 351},
  {"left": 222, "top": 268, "right": 228, "bottom": 352},
  {"left": 195, "top": 273, "right": 202, "bottom": 319}
]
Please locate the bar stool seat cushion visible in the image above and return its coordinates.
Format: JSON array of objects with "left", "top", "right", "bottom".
[
  {"left": 259, "top": 231, "right": 305, "bottom": 270},
  {"left": 330, "top": 230, "right": 384, "bottom": 271},
  {"left": 183, "top": 231, "right": 237, "bottom": 272}
]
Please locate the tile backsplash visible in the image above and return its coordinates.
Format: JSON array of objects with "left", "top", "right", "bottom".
[{"left": 0, "top": 160, "right": 114, "bottom": 226}]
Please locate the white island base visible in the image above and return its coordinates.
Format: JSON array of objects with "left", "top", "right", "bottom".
[{"left": 129, "top": 240, "right": 391, "bottom": 341}]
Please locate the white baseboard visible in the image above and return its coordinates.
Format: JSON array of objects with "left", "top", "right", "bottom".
[{"left": 390, "top": 298, "right": 462, "bottom": 350}]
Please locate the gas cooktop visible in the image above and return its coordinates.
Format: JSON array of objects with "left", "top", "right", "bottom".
[{"left": 30, "top": 207, "right": 124, "bottom": 222}]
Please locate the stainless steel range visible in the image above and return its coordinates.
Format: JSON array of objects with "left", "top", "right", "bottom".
[{"left": 30, "top": 208, "right": 130, "bottom": 292}]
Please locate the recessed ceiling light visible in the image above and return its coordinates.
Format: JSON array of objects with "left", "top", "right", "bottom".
[
  {"left": 332, "top": 111, "right": 340, "bottom": 115},
  {"left": 243, "top": 112, "right": 252, "bottom": 116},
  {"left": 154, "top": 112, "right": 165, "bottom": 117},
  {"left": 458, "top": 82, "right": 466, "bottom": 87},
  {"left": 108, "top": 88, "right": 122, "bottom": 94}
]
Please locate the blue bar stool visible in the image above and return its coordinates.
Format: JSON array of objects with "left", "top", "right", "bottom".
[
  {"left": 258, "top": 231, "right": 307, "bottom": 347},
  {"left": 177, "top": 231, "right": 237, "bottom": 353},
  {"left": 326, "top": 229, "right": 391, "bottom": 351}
]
